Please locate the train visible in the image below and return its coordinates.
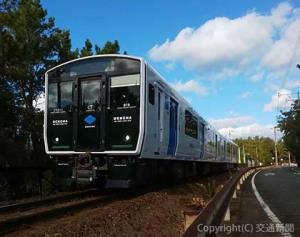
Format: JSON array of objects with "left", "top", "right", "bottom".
[{"left": 44, "top": 54, "right": 239, "bottom": 188}]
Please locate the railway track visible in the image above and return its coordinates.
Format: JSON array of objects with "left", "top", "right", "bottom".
[
  {"left": 0, "top": 188, "right": 120, "bottom": 235},
  {"left": 0, "top": 169, "right": 239, "bottom": 235},
  {"left": 0, "top": 188, "right": 100, "bottom": 214}
]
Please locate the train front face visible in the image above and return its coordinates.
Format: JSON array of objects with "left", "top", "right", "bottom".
[{"left": 44, "top": 55, "right": 143, "bottom": 185}]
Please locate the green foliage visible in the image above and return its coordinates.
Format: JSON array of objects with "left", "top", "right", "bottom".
[
  {"left": 0, "top": 1, "right": 123, "bottom": 166},
  {"left": 55, "top": 30, "right": 79, "bottom": 63},
  {"left": 81, "top": 39, "right": 120, "bottom": 56},
  {"left": 234, "top": 136, "right": 289, "bottom": 165},
  {"left": 0, "top": 0, "right": 125, "bottom": 199},
  {"left": 201, "top": 180, "right": 217, "bottom": 199},
  {"left": 277, "top": 101, "right": 300, "bottom": 166},
  {"left": 97, "top": 40, "right": 120, "bottom": 54},
  {"left": 0, "top": 0, "right": 74, "bottom": 165},
  {"left": 80, "top": 39, "right": 93, "bottom": 57}
]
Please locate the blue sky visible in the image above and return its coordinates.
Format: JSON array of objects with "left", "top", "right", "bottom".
[{"left": 41, "top": 0, "right": 300, "bottom": 138}]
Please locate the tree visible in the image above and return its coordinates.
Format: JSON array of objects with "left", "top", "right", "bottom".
[
  {"left": 0, "top": 0, "right": 125, "bottom": 200},
  {"left": 80, "top": 39, "right": 93, "bottom": 57},
  {"left": 80, "top": 39, "right": 120, "bottom": 57},
  {"left": 277, "top": 140, "right": 290, "bottom": 163},
  {"left": 1, "top": 1, "right": 124, "bottom": 167},
  {"left": 0, "top": 0, "right": 75, "bottom": 166},
  {"left": 234, "top": 137, "right": 275, "bottom": 165},
  {"left": 277, "top": 100, "right": 300, "bottom": 166},
  {"left": 55, "top": 30, "right": 79, "bottom": 64},
  {"left": 0, "top": 79, "right": 18, "bottom": 166},
  {"left": 96, "top": 40, "right": 120, "bottom": 54}
]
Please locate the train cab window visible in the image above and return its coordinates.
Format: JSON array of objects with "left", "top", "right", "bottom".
[
  {"left": 81, "top": 80, "right": 100, "bottom": 111},
  {"left": 110, "top": 74, "right": 140, "bottom": 110},
  {"left": 48, "top": 83, "right": 58, "bottom": 110},
  {"left": 111, "top": 74, "right": 140, "bottom": 87},
  {"left": 48, "top": 81, "right": 72, "bottom": 112},
  {"left": 148, "top": 83, "right": 155, "bottom": 105},
  {"left": 60, "top": 81, "right": 73, "bottom": 110},
  {"left": 185, "top": 110, "right": 198, "bottom": 139}
]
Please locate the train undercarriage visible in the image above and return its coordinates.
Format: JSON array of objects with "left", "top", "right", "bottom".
[{"left": 53, "top": 154, "right": 236, "bottom": 188}]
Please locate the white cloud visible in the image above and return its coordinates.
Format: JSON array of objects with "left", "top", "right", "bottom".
[
  {"left": 218, "top": 123, "right": 278, "bottom": 139},
  {"left": 148, "top": 2, "right": 300, "bottom": 118},
  {"left": 250, "top": 72, "right": 264, "bottom": 82},
  {"left": 209, "top": 114, "right": 281, "bottom": 139},
  {"left": 262, "top": 17, "right": 300, "bottom": 70},
  {"left": 240, "top": 91, "right": 253, "bottom": 99},
  {"left": 209, "top": 115, "right": 255, "bottom": 130},
  {"left": 263, "top": 88, "right": 293, "bottom": 112},
  {"left": 264, "top": 69, "right": 300, "bottom": 92},
  {"left": 165, "top": 62, "right": 175, "bottom": 71},
  {"left": 170, "top": 80, "right": 208, "bottom": 96},
  {"left": 148, "top": 2, "right": 300, "bottom": 94},
  {"left": 285, "top": 79, "right": 300, "bottom": 89},
  {"left": 149, "top": 2, "right": 296, "bottom": 74}
]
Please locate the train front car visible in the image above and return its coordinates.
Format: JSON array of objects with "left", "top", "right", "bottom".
[{"left": 44, "top": 55, "right": 144, "bottom": 187}]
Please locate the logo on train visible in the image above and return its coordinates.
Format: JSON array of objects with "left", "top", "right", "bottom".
[{"left": 84, "top": 115, "right": 96, "bottom": 128}]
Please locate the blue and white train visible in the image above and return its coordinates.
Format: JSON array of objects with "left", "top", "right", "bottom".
[{"left": 44, "top": 55, "right": 239, "bottom": 188}]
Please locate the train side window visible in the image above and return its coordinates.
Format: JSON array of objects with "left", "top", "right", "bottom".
[
  {"left": 185, "top": 110, "right": 198, "bottom": 139},
  {"left": 149, "top": 83, "right": 155, "bottom": 105},
  {"left": 199, "top": 123, "right": 204, "bottom": 143},
  {"left": 226, "top": 143, "right": 231, "bottom": 157},
  {"left": 215, "top": 134, "right": 218, "bottom": 152}
]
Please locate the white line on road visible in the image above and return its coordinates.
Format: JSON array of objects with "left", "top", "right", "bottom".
[{"left": 251, "top": 170, "right": 293, "bottom": 237}]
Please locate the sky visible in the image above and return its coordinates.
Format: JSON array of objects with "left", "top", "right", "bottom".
[{"left": 41, "top": 0, "right": 300, "bottom": 139}]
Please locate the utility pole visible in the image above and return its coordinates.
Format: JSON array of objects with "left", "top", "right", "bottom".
[
  {"left": 274, "top": 127, "right": 278, "bottom": 166},
  {"left": 288, "top": 151, "right": 291, "bottom": 167},
  {"left": 242, "top": 145, "right": 246, "bottom": 164}
]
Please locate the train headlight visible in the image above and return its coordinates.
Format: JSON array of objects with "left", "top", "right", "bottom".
[{"left": 124, "top": 135, "right": 131, "bottom": 142}]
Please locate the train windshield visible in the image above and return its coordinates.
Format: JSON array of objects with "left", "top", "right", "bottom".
[
  {"left": 80, "top": 80, "right": 101, "bottom": 111},
  {"left": 110, "top": 74, "right": 140, "bottom": 109},
  {"left": 48, "top": 81, "right": 73, "bottom": 112}
]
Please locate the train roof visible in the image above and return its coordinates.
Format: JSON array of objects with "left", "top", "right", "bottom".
[{"left": 45, "top": 54, "right": 143, "bottom": 75}]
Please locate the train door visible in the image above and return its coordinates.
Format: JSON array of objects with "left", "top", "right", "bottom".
[
  {"left": 157, "top": 88, "right": 165, "bottom": 153},
  {"left": 75, "top": 75, "right": 107, "bottom": 151},
  {"left": 167, "top": 98, "right": 178, "bottom": 156}
]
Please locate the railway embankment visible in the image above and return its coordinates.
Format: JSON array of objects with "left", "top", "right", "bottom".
[{"left": 3, "top": 171, "right": 234, "bottom": 237}]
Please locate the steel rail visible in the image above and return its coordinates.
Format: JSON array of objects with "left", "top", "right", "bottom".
[
  {"left": 0, "top": 192, "right": 120, "bottom": 235},
  {"left": 0, "top": 188, "right": 100, "bottom": 214}
]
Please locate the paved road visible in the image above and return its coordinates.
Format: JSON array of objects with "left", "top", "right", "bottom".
[{"left": 255, "top": 166, "right": 300, "bottom": 235}]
